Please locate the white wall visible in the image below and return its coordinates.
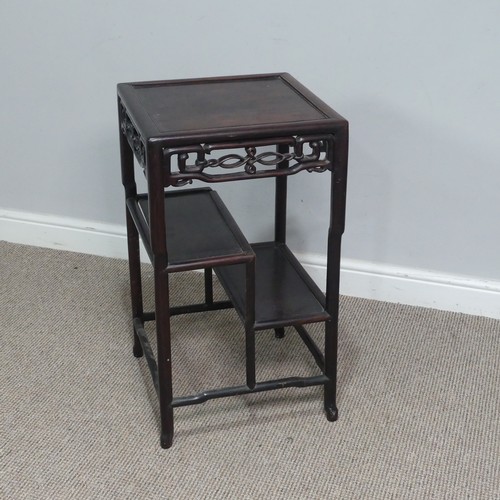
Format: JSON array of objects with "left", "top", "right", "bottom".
[{"left": 1, "top": 1, "right": 499, "bottom": 315}]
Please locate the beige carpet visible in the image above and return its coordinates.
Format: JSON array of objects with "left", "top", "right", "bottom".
[{"left": 1, "top": 241, "right": 499, "bottom": 499}]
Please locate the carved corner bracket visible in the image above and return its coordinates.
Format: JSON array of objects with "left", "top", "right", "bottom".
[{"left": 120, "top": 105, "right": 146, "bottom": 168}]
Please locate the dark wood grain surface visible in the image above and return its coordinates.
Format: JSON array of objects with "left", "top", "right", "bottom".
[{"left": 118, "top": 73, "right": 346, "bottom": 143}]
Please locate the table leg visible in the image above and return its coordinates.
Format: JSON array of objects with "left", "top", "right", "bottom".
[
  {"left": 154, "top": 261, "right": 174, "bottom": 448},
  {"left": 146, "top": 144, "right": 175, "bottom": 448},
  {"left": 274, "top": 143, "right": 288, "bottom": 341},
  {"left": 324, "top": 234, "right": 341, "bottom": 421},
  {"left": 245, "top": 260, "right": 256, "bottom": 389},
  {"left": 126, "top": 210, "right": 144, "bottom": 357},
  {"left": 324, "top": 128, "right": 348, "bottom": 421},
  {"left": 119, "top": 101, "right": 144, "bottom": 357},
  {"left": 204, "top": 267, "right": 213, "bottom": 305}
]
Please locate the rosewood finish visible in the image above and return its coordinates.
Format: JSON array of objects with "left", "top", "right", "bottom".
[{"left": 118, "top": 73, "right": 348, "bottom": 448}]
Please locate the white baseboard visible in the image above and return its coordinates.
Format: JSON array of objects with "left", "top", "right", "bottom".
[
  {"left": 1, "top": 209, "right": 131, "bottom": 261},
  {"left": 300, "top": 254, "right": 500, "bottom": 320},
  {"left": 2, "top": 208, "right": 499, "bottom": 320}
]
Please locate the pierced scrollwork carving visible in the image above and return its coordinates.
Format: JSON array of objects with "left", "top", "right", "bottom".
[
  {"left": 165, "top": 135, "right": 332, "bottom": 185},
  {"left": 120, "top": 105, "right": 146, "bottom": 168}
]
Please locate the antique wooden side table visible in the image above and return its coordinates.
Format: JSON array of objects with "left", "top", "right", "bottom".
[{"left": 117, "top": 73, "right": 348, "bottom": 448}]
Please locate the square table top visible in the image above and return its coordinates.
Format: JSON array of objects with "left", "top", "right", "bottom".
[{"left": 118, "top": 73, "right": 346, "bottom": 145}]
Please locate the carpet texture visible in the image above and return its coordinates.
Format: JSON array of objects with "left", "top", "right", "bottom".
[{"left": 1, "top": 241, "right": 499, "bottom": 499}]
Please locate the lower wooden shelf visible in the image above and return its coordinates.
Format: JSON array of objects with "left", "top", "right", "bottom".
[{"left": 216, "top": 242, "right": 330, "bottom": 330}]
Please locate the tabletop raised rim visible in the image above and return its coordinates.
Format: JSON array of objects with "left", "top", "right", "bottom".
[{"left": 117, "top": 73, "right": 347, "bottom": 146}]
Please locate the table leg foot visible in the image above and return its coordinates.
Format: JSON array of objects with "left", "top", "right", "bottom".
[
  {"left": 133, "top": 334, "right": 143, "bottom": 358},
  {"left": 160, "top": 432, "right": 173, "bottom": 449},
  {"left": 274, "top": 327, "right": 285, "bottom": 339},
  {"left": 324, "top": 404, "right": 338, "bottom": 422}
]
